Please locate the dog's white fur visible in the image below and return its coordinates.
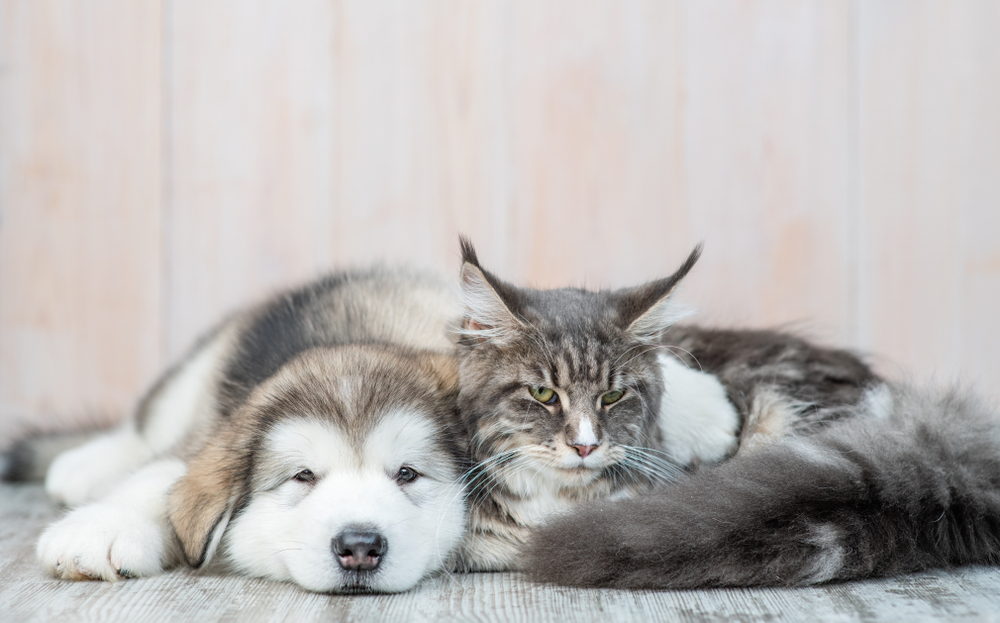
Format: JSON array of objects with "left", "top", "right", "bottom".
[
  {"left": 37, "top": 328, "right": 234, "bottom": 580},
  {"left": 224, "top": 415, "right": 464, "bottom": 592},
  {"left": 34, "top": 267, "right": 466, "bottom": 593},
  {"left": 38, "top": 371, "right": 464, "bottom": 593},
  {"left": 38, "top": 458, "right": 185, "bottom": 581}
]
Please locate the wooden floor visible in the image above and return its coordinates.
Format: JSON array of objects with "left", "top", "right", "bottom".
[{"left": 3, "top": 484, "right": 1000, "bottom": 623}]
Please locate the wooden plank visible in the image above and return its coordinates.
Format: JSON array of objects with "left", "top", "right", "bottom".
[
  {"left": 676, "top": 0, "right": 856, "bottom": 344},
  {"left": 165, "top": 0, "right": 336, "bottom": 359},
  {"left": 858, "top": 0, "right": 1000, "bottom": 394},
  {"left": 330, "top": 1, "right": 513, "bottom": 274},
  {"left": 501, "top": 0, "right": 691, "bottom": 290},
  {"left": 4, "top": 483, "right": 1000, "bottom": 622},
  {"left": 2, "top": 0, "right": 998, "bottom": 432},
  {"left": 951, "top": 0, "right": 1000, "bottom": 397},
  {"left": 0, "top": 1, "right": 163, "bottom": 434}
]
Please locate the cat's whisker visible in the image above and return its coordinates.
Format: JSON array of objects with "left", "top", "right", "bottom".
[
  {"left": 618, "top": 379, "right": 659, "bottom": 432},
  {"left": 611, "top": 342, "right": 653, "bottom": 369},
  {"left": 624, "top": 460, "right": 684, "bottom": 485},
  {"left": 607, "top": 461, "right": 649, "bottom": 489},
  {"left": 460, "top": 458, "right": 523, "bottom": 502},
  {"left": 658, "top": 344, "right": 704, "bottom": 372},
  {"left": 461, "top": 451, "right": 537, "bottom": 505},
  {"left": 466, "top": 453, "right": 530, "bottom": 483},
  {"left": 617, "top": 344, "right": 672, "bottom": 372},
  {"left": 620, "top": 459, "right": 678, "bottom": 486},
  {"left": 470, "top": 415, "right": 523, "bottom": 456},
  {"left": 463, "top": 449, "right": 524, "bottom": 480},
  {"left": 619, "top": 445, "right": 686, "bottom": 481},
  {"left": 620, "top": 443, "right": 685, "bottom": 464},
  {"left": 621, "top": 445, "right": 684, "bottom": 468},
  {"left": 464, "top": 457, "right": 539, "bottom": 509},
  {"left": 616, "top": 460, "right": 674, "bottom": 487},
  {"left": 616, "top": 342, "right": 702, "bottom": 375}
]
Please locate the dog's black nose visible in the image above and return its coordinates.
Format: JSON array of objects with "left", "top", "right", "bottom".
[{"left": 332, "top": 529, "right": 386, "bottom": 572}]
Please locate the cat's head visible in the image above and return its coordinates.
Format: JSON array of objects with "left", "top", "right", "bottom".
[{"left": 456, "top": 237, "right": 701, "bottom": 494}]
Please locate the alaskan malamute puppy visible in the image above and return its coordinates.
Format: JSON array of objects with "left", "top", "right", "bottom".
[{"left": 10, "top": 267, "right": 468, "bottom": 593}]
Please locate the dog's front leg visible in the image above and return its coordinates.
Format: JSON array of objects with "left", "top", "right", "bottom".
[{"left": 37, "top": 458, "right": 186, "bottom": 581}]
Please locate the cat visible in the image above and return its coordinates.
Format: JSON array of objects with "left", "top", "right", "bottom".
[{"left": 452, "top": 238, "right": 1000, "bottom": 587}]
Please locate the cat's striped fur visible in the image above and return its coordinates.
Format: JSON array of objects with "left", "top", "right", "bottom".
[{"left": 454, "top": 239, "right": 1000, "bottom": 587}]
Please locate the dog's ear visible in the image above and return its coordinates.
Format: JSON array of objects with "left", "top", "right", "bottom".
[
  {"left": 168, "top": 435, "right": 244, "bottom": 567},
  {"left": 417, "top": 351, "right": 460, "bottom": 394}
]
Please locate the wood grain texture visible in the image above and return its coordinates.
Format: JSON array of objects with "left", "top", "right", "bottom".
[
  {"left": 858, "top": 0, "right": 1000, "bottom": 387},
  {"left": 330, "top": 1, "right": 515, "bottom": 272},
  {"left": 0, "top": 1, "right": 163, "bottom": 435},
  {"left": 678, "top": 0, "right": 856, "bottom": 342},
  {"left": 165, "top": 0, "right": 337, "bottom": 359},
  {"left": 3, "top": 483, "right": 1000, "bottom": 622},
  {"left": 500, "top": 1, "right": 690, "bottom": 290},
  {"left": 1, "top": 0, "right": 999, "bottom": 429}
]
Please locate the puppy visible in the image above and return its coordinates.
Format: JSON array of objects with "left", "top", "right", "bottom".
[{"left": 13, "top": 267, "right": 468, "bottom": 593}]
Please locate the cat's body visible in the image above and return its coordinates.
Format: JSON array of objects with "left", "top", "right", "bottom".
[
  {"left": 453, "top": 240, "right": 1000, "bottom": 586},
  {"left": 528, "top": 380, "right": 1000, "bottom": 588}
]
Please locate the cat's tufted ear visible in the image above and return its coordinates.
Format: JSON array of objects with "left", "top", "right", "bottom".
[
  {"left": 617, "top": 245, "right": 702, "bottom": 342},
  {"left": 168, "top": 433, "right": 245, "bottom": 568},
  {"left": 459, "top": 236, "right": 525, "bottom": 345}
]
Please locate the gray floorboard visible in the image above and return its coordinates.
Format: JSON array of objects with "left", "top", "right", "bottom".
[{"left": 2, "top": 484, "right": 999, "bottom": 623}]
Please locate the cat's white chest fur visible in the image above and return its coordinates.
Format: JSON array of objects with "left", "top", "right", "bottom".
[
  {"left": 499, "top": 465, "right": 603, "bottom": 527},
  {"left": 657, "top": 353, "right": 739, "bottom": 465}
]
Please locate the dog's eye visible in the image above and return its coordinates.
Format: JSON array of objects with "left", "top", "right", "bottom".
[
  {"left": 293, "top": 469, "right": 316, "bottom": 483},
  {"left": 395, "top": 466, "right": 420, "bottom": 485}
]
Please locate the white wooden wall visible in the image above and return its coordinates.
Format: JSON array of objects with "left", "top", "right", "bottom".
[{"left": 2, "top": 1, "right": 998, "bottom": 435}]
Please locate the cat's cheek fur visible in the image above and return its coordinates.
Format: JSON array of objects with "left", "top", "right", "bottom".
[{"left": 657, "top": 353, "right": 739, "bottom": 465}]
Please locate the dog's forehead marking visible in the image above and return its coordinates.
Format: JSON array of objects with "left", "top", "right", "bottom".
[
  {"left": 263, "top": 410, "right": 439, "bottom": 474},
  {"left": 362, "top": 410, "right": 437, "bottom": 466},
  {"left": 265, "top": 419, "right": 353, "bottom": 471}
]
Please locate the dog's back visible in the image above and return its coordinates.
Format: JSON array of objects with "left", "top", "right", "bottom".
[
  {"left": 135, "top": 266, "right": 460, "bottom": 460},
  {"left": 7, "top": 266, "right": 460, "bottom": 505}
]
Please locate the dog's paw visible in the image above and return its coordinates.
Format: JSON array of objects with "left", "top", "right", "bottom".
[
  {"left": 37, "top": 503, "right": 171, "bottom": 581},
  {"left": 45, "top": 432, "right": 151, "bottom": 506}
]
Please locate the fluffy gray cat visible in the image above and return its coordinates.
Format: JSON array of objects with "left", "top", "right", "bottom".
[{"left": 454, "top": 238, "right": 1000, "bottom": 587}]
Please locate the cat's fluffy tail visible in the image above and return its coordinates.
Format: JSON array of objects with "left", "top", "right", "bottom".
[{"left": 525, "top": 383, "right": 1000, "bottom": 588}]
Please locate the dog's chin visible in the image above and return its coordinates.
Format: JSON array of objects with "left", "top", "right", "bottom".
[
  {"left": 334, "top": 582, "right": 378, "bottom": 595},
  {"left": 303, "top": 567, "right": 422, "bottom": 595},
  {"left": 332, "top": 571, "right": 423, "bottom": 595},
  {"left": 294, "top": 574, "right": 380, "bottom": 595}
]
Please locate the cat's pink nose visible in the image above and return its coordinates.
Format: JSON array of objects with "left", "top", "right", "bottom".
[{"left": 571, "top": 444, "right": 598, "bottom": 458}]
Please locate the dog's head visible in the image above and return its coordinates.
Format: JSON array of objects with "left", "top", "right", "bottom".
[{"left": 168, "top": 345, "right": 466, "bottom": 593}]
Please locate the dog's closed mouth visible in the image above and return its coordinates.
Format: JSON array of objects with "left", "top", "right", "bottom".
[{"left": 336, "top": 577, "right": 380, "bottom": 595}]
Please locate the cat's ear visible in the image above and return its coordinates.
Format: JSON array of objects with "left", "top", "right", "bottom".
[
  {"left": 459, "top": 236, "right": 525, "bottom": 345},
  {"left": 168, "top": 433, "right": 245, "bottom": 568},
  {"left": 618, "top": 245, "right": 702, "bottom": 341}
]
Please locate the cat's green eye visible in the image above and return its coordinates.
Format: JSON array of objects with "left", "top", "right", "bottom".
[
  {"left": 530, "top": 385, "right": 558, "bottom": 405},
  {"left": 601, "top": 390, "right": 624, "bottom": 405}
]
